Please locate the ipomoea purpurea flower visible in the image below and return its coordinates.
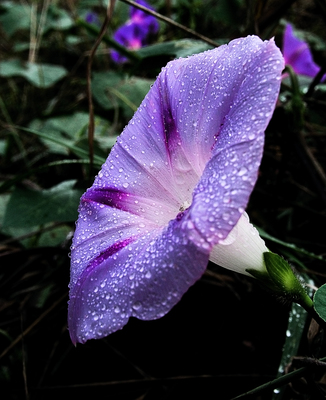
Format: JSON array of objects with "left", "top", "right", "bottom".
[
  {"left": 111, "top": 0, "right": 159, "bottom": 63},
  {"left": 85, "top": 11, "right": 101, "bottom": 26},
  {"left": 111, "top": 23, "right": 144, "bottom": 63},
  {"left": 282, "top": 23, "right": 324, "bottom": 80},
  {"left": 129, "top": 0, "right": 159, "bottom": 35},
  {"left": 68, "top": 36, "right": 284, "bottom": 344}
]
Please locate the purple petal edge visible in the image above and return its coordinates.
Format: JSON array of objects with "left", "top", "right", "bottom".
[
  {"left": 68, "top": 237, "right": 135, "bottom": 344},
  {"left": 283, "top": 23, "right": 323, "bottom": 79},
  {"left": 69, "top": 216, "right": 208, "bottom": 344},
  {"left": 69, "top": 36, "right": 284, "bottom": 344}
]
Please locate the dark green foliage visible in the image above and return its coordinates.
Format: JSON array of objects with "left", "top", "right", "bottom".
[{"left": 314, "top": 284, "right": 326, "bottom": 322}]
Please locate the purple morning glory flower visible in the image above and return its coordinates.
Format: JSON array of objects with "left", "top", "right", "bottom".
[
  {"left": 111, "top": 23, "right": 144, "bottom": 63},
  {"left": 85, "top": 11, "right": 100, "bottom": 26},
  {"left": 283, "top": 23, "right": 323, "bottom": 79},
  {"left": 111, "top": 0, "right": 159, "bottom": 63},
  {"left": 68, "top": 36, "right": 284, "bottom": 344},
  {"left": 129, "top": 0, "right": 159, "bottom": 35}
]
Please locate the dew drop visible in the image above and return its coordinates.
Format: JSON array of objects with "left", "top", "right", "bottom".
[
  {"left": 237, "top": 166, "right": 247, "bottom": 176},
  {"left": 145, "top": 271, "right": 152, "bottom": 279},
  {"left": 132, "top": 301, "right": 142, "bottom": 311}
]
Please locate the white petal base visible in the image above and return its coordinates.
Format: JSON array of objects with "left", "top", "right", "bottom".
[{"left": 209, "top": 212, "right": 268, "bottom": 276}]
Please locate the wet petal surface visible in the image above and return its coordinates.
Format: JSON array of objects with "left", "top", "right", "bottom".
[
  {"left": 69, "top": 215, "right": 208, "bottom": 344},
  {"left": 69, "top": 36, "right": 284, "bottom": 343}
]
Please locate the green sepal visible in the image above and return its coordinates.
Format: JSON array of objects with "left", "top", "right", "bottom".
[
  {"left": 248, "top": 252, "right": 313, "bottom": 309},
  {"left": 264, "top": 252, "right": 302, "bottom": 294},
  {"left": 313, "top": 284, "right": 326, "bottom": 323},
  {"left": 246, "top": 268, "right": 280, "bottom": 293}
]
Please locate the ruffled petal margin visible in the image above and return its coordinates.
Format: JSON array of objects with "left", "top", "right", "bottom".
[
  {"left": 69, "top": 36, "right": 284, "bottom": 343},
  {"left": 69, "top": 214, "right": 208, "bottom": 344},
  {"left": 184, "top": 37, "right": 283, "bottom": 248}
]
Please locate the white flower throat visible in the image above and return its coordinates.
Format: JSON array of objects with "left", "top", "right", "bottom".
[{"left": 179, "top": 199, "right": 192, "bottom": 212}]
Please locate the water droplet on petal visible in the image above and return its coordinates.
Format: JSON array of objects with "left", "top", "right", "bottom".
[
  {"left": 132, "top": 302, "right": 142, "bottom": 311},
  {"left": 145, "top": 271, "right": 152, "bottom": 279}
]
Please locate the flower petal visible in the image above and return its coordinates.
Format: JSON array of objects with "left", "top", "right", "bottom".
[
  {"left": 89, "top": 67, "right": 202, "bottom": 211},
  {"left": 68, "top": 214, "right": 208, "bottom": 344},
  {"left": 209, "top": 212, "right": 268, "bottom": 275},
  {"left": 130, "top": 0, "right": 159, "bottom": 34},
  {"left": 69, "top": 192, "right": 159, "bottom": 289},
  {"left": 69, "top": 36, "right": 284, "bottom": 343},
  {"left": 112, "top": 24, "right": 144, "bottom": 63},
  {"left": 183, "top": 37, "right": 284, "bottom": 248},
  {"left": 283, "top": 24, "right": 321, "bottom": 78},
  {"left": 158, "top": 36, "right": 283, "bottom": 178}
]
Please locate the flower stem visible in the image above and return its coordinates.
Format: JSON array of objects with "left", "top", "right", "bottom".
[{"left": 296, "top": 293, "right": 326, "bottom": 330}]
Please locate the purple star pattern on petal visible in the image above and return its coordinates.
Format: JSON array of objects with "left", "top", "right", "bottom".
[
  {"left": 283, "top": 23, "right": 323, "bottom": 79},
  {"left": 69, "top": 36, "right": 284, "bottom": 344}
]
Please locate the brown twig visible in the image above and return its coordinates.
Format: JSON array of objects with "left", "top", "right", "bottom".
[{"left": 87, "top": 1, "right": 116, "bottom": 172}]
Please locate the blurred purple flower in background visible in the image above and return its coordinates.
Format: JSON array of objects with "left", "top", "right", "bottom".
[
  {"left": 85, "top": 11, "right": 101, "bottom": 26},
  {"left": 283, "top": 23, "right": 324, "bottom": 80},
  {"left": 68, "top": 36, "right": 284, "bottom": 344},
  {"left": 111, "top": 23, "right": 145, "bottom": 63},
  {"left": 129, "top": 0, "right": 159, "bottom": 34},
  {"left": 111, "top": 0, "right": 159, "bottom": 63}
]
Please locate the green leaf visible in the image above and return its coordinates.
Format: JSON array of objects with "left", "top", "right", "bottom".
[
  {"left": 272, "top": 305, "right": 306, "bottom": 399},
  {"left": 0, "top": 3, "right": 31, "bottom": 37},
  {"left": 37, "top": 224, "right": 72, "bottom": 248},
  {"left": 2, "top": 180, "right": 84, "bottom": 229},
  {"left": 28, "top": 113, "right": 116, "bottom": 157},
  {"left": 29, "top": 112, "right": 91, "bottom": 156},
  {"left": 92, "top": 72, "right": 153, "bottom": 119},
  {"left": 42, "top": 4, "right": 73, "bottom": 32},
  {"left": 257, "top": 227, "right": 326, "bottom": 263},
  {"left": 0, "top": 2, "right": 72, "bottom": 38},
  {"left": 46, "top": 113, "right": 89, "bottom": 138},
  {"left": 137, "top": 39, "right": 214, "bottom": 59},
  {"left": 0, "top": 159, "right": 95, "bottom": 194},
  {"left": 272, "top": 276, "right": 314, "bottom": 399},
  {"left": 314, "top": 284, "right": 326, "bottom": 322},
  {"left": 0, "top": 140, "right": 7, "bottom": 156},
  {"left": 17, "top": 125, "right": 105, "bottom": 165},
  {"left": 0, "top": 194, "right": 10, "bottom": 227},
  {"left": 0, "top": 59, "right": 67, "bottom": 88}
]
